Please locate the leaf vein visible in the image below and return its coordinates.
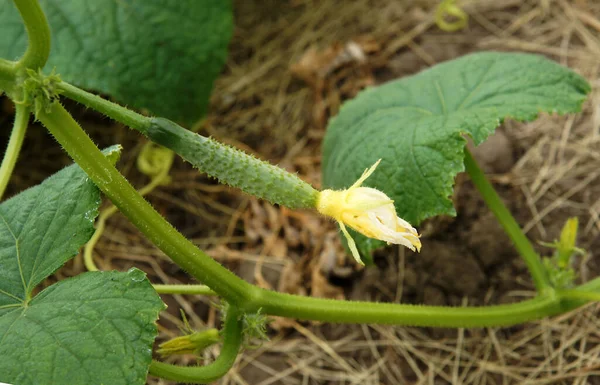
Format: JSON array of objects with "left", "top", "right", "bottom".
[{"left": 456, "top": 58, "right": 497, "bottom": 111}]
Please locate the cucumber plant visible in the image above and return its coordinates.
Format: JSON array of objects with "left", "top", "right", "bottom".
[{"left": 0, "top": 1, "right": 598, "bottom": 384}]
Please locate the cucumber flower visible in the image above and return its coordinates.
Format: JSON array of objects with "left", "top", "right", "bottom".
[{"left": 317, "top": 159, "right": 421, "bottom": 264}]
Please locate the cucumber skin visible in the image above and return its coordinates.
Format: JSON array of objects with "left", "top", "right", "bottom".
[{"left": 147, "top": 117, "right": 318, "bottom": 209}]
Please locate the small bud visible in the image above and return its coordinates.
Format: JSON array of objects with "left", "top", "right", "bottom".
[
  {"left": 557, "top": 217, "right": 580, "bottom": 268},
  {"left": 157, "top": 328, "right": 220, "bottom": 357}
]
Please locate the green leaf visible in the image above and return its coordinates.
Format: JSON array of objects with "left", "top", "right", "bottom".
[
  {"left": 0, "top": 269, "right": 164, "bottom": 385},
  {"left": 0, "top": 0, "right": 233, "bottom": 124},
  {"left": 0, "top": 147, "right": 164, "bottom": 385},
  {"left": 322, "top": 52, "right": 590, "bottom": 259},
  {"left": 0, "top": 152, "right": 101, "bottom": 304}
]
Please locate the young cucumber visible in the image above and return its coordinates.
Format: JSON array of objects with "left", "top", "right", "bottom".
[{"left": 147, "top": 117, "right": 318, "bottom": 209}]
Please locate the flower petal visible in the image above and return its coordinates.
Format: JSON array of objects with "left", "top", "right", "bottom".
[
  {"left": 350, "top": 159, "right": 382, "bottom": 189},
  {"left": 366, "top": 212, "right": 418, "bottom": 251},
  {"left": 396, "top": 217, "right": 419, "bottom": 237},
  {"left": 339, "top": 221, "right": 364, "bottom": 265}
]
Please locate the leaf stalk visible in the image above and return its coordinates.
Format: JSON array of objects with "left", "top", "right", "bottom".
[
  {"left": 12, "top": 0, "right": 51, "bottom": 71},
  {"left": 463, "top": 148, "right": 551, "bottom": 292},
  {"left": 0, "top": 104, "right": 29, "bottom": 200}
]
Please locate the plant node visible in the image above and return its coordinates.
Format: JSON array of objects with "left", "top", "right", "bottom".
[
  {"left": 220, "top": 302, "right": 270, "bottom": 348},
  {"left": 17, "top": 68, "right": 62, "bottom": 117},
  {"left": 241, "top": 308, "right": 270, "bottom": 348}
]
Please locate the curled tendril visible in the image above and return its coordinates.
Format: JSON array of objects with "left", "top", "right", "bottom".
[
  {"left": 136, "top": 141, "right": 175, "bottom": 184},
  {"left": 435, "top": 0, "right": 468, "bottom": 32},
  {"left": 16, "top": 68, "right": 62, "bottom": 117}
]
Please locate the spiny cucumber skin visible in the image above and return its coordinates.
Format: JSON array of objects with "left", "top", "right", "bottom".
[{"left": 148, "top": 118, "right": 319, "bottom": 209}]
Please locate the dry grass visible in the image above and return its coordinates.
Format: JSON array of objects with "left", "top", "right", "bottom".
[{"left": 62, "top": 0, "right": 600, "bottom": 384}]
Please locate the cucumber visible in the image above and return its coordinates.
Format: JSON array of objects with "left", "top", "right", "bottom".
[{"left": 147, "top": 117, "right": 318, "bottom": 209}]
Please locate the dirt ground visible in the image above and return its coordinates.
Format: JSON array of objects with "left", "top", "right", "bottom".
[{"left": 2, "top": 0, "right": 600, "bottom": 384}]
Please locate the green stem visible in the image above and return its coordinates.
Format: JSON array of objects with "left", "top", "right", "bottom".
[
  {"left": 37, "top": 102, "right": 259, "bottom": 307},
  {"left": 256, "top": 290, "right": 566, "bottom": 327},
  {"left": 83, "top": 160, "right": 171, "bottom": 272},
  {"left": 0, "top": 104, "right": 29, "bottom": 200},
  {"left": 561, "top": 277, "right": 600, "bottom": 309},
  {"left": 149, "top": 306, "right": 243, "bottom": 383},
  {"left": 577, "top": 276, "right": 600, "bottom": 292},
  {"left": 557, "top": 289, "right": 600, "bottom": 302},
  {"left": 464, "top": 148, "right": 551, "bottom": 292},
  {"left": 153, "top": 284, "right": 216, "bottom": 296},
  {"left": 13, "top": 0, "right": 51, "bottom": 70},
  {"left": 0, "top": 58, "right": 17, "bottom": 85},
  {"left": 58, "top": 82, "right": 149, "bottom": 132}
]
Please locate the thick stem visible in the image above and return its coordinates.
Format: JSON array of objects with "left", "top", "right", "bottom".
[
  {"left": 13, "top": 0, "right": 51, "bottom": 70},
  {"left": 83, "top": 165, "right": 171, "bottom": 271},
  {"left": 464, "top": 148, "right": 551, "bottom": 292},
  {"left": 255, "top": 290, "right": 566, "bottom": 327},
  {"left": 149, "top": 306, "right": 243, "bottom": 383},
  {"left": 37, "top": 102, "right": 259, "bottom": 307},
  {"left": 561, "top": 277, "right": 600, "bottom": 309},
  {"left": 558, "top": 289, "right": 600, "bottom": 302},
  {"left": 0, "top": 104, "right": 29, "bottom": 200}
]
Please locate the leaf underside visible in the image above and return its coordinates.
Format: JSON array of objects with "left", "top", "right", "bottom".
[
  {"left": 0, "top": 148, "right": 164, "bottom": 385},
  {"left": 322, "top": 52, "right": 591, "bottom": 260},
  {"left": 0, "top": 0, "right": 233, "bottom": 124}
]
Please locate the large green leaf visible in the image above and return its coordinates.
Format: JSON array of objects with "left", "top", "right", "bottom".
[
  {"left": 0, "top": 151, "right": 102, "bottom": 304},
  {"left": 0, "top": 0, "right": 233, "bottom": 124},
  {"left": 0, "top": 270, "right": 162, "bottom": 385},
  {"left": 0, "top": 148, "right": 164, "bottom": 385},
  {"left": 322, "top": 52, "right": 590, "bottom": 259}
]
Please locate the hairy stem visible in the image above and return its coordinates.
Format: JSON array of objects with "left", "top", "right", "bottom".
[
  {"left": 0, "top": 104, "right": 29, "bottom": 200},
  {"left": 83, "top": 163, "right": 171, "bottom": 271},
  {"left": 37, "top": 102, "right": 259, "bottom": 307},
  {"left": 149, "top": 306, "right": 243, "bottom": 383},
  {"left": 255, "top": 290, "right": 566, "bottom": 327},
  {"left": 58, "top": 82, "right": 149, "bottom": 132},
  {"left": 464, "top": 148, "right": 551, "bottom": 292},
  {"left": 13, "top": 0, "right": 51, "bottom": 70}
]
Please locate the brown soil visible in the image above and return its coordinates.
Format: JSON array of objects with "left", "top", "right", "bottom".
[{"left": 2, "top": 0, "right": 600, "bottom": 384}]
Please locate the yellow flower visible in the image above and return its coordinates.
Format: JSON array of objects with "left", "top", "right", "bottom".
[{"left": 317, "top": 159, "right": 421, "bottom": 264}]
